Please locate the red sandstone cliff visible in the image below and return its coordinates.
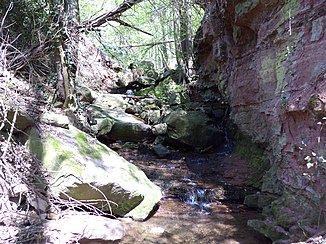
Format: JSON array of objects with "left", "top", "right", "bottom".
[{"left": 194, "top": 0, "right": 326, "bottom": 241}]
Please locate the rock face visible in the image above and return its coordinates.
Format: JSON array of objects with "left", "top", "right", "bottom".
[
  {"left": 194, "top": 0, "right": 325, "bottom": 242},
  {"left": 28, "top": 125, "right": 162, "bottom": 221}
]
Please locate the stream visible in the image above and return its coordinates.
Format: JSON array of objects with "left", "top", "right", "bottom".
[{"left": 114, "top": 144, "right": 272, "bottom": 244}]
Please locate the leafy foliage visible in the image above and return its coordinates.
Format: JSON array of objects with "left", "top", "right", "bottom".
[
  {"left": 0, "top": 0, "right": 49, "bottom": 48},
  {"left": 80, "top": 0, "right": 204, "bottom": 71}
]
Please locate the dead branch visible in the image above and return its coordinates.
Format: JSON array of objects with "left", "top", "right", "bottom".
[
  {"left": 1, "top": 108, "right": 17, "bottom": 160},
  {"left": 79, "top": 0, "right": 144, "bottom": 31},
  {"left": 114, "top": 18, "right": 153, "bottom": 36},
  {"left": 119, "top": 39, "right": 175, "bottom": 48}
]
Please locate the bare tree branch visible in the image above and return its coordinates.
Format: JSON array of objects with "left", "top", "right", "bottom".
[
  {"left": 79, "top": 0, "right": 144, "bottom": 31},
  {"left": 114, "top": 19, "right": 153, "bottom": 36},
  {"left": 119, "top": 39, "right": 175, "bottom": 48}
]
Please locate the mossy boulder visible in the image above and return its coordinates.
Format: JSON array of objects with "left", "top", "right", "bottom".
[
  {"left": 163, "top": 109, "right": 224, "bottom": 150},
  {"left": 27, "top": 125, "right": 162, "bottom": 220},
  {"left": 247, "top": 219, "right": 289, "bottom": 242}
]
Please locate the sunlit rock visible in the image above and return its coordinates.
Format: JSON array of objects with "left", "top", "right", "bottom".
[
  {"left": 43, "top": 214, "right": 124, "bottom": 243},
  {"left": 27, "top": 125, "right": 162, "bottom": 220}
]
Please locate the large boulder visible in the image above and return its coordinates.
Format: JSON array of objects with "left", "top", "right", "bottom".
[
  {"left": 87, "top": 105, "right": 153, "bottom": 142},
  {"left": 163, "top": 110, "right": 224, "bottom": 150},
  {"left": 27, "top": 125, "right": 162, "bottom": 220}
]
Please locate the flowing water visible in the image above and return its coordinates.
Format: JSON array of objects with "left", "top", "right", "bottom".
[{"left": 115, "top": 145, "right": 271, "bottom": 244}]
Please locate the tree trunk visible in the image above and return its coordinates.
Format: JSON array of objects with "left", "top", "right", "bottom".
[
  {"left": 50, "top": 0, "right": 79, "bottom": 108},
  {"left": 173, "top": 0, "right": 192, "bottom": 84}
]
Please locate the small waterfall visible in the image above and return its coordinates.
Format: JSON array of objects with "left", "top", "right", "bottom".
[
  {"left": 184, "top": 188, "right": 209, "bottom": 204},
  {"left": 181, "top": 178, "right": 212, "bottom": 212}
]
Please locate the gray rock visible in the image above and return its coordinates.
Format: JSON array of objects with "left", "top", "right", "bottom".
[
  {"left": 261, "top": 165, "right": 283, "bottom": 195},
  {"left": 258, "top": 193, "right": 278, "bottom": 208},
  {"left": 153, "top": 144, "right": 170, "bottom": 158},
  {"left": 140, "top": 110, "right": 161, "bottom": 124},
  {"left": 104, "top": 109, "right": 153, "bottom": 142},
  {"left": 163, "top": 109, "right": 224, "bottom": 150},
  {"left": 27, "top": 125, "right": 162, "bottom": 220},
  {"left": 0, "top": 109, "right": 33, "bottom": 132},
  {"left": 40, "top": 112, "right": 70, "bottom": 129},
  {"left": 245, "top": 192, "right": 279, "bottom": 209},
  {"left": 93, "top": 93, "right": 127, "bottom": 110},
  {"left": 86, "top": 105, "right": 153, "bottom": 142},
  {"left": 244, "top": 193, "right": 260, "bottom": 208},
  {"left": 76, "top": 85, "right": 95, "bottom": 103},
  {"left": 43, "top": 214, "right": 124, "bottom": 243},
  {"left": 152, "top": 123, "right": 168, "bottom": 135},
  {"left": 247, "top": 219, "right": 289, "bottom": 242}
]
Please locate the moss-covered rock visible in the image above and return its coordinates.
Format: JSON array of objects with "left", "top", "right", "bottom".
[
  {"left": 247, "top": 219, "right": 289, "bottom": 242},
  {"left": 163, "top": 109, "right": 224, "bottom": 150},
  {"left": 27, "top": 125, "right": 162, "bottom": 220}
]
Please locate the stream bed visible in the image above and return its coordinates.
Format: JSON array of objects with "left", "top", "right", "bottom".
[{"left": 115, "top": 144, "right": 272, "bottom": 244}]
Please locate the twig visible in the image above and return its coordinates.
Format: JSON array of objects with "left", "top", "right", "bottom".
[
  {"left": 1, "top": 108, "right": 17, "bottom": 159},
  {"left": 0, "top": 2, "right": 13, "bottom": 36},
  {"left": 114, "top": 18, "right": 152, "bottom": 36},
  {"left": 119, "top": 39, "right": 175, "bottom": 48}
]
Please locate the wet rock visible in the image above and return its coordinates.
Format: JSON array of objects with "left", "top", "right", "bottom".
[
  {"left": 27, "top": 125, "right": 162, "bottom": 220},
  {"left": 152, "top": 144, "right": 170, "bottom": 158},
  {"left": 163, "top": 109, "right": 224, "bottom": 150}
]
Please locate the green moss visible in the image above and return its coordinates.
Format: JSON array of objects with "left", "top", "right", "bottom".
[
  {"left": 27, "top": 128, "right": 43, "bottom": 160},
  {"left": 235, "top": 0, "right": 259, "bottom": 19},
  {"left": 51, "top": 136, "right": 62, "bottom": 151},
  {"left": 282, "top": 0, "right": 300, "bottom": 18},
  {"left": 275, "top": 48, "right": 290, "bottom": 94},
  {"left": 235, "top": 134, "right": 270, "bottom": 188},
  {"left": 32, "top": 135, "right": 83, "bottom": 178},
  {"left": 76, "top": 131, "right": 88, "bottom": 145},
  {"left": 75, "top": 130, "right": 103, "bottom": 160},
  {"left": 235, "top": 136, "right": 266, "bottom": 168}
]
